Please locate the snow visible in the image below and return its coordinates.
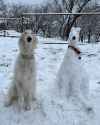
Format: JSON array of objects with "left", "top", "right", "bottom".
[
  {"left": 0, "top": 30, "right": 21, "bottom": 37},
  {"left": 0, "top": 35, "right": 100, "bottom": 125}
]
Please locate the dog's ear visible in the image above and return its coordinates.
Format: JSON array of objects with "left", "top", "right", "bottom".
[
  {"left": 19, "top": 32, "right": 25, "bottom": 42},
  {"left": 32, "top": 35, "right": 38, "bottom": 49}
]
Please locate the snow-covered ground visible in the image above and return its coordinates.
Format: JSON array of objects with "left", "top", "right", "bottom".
[
  {"left": 0, "top": 30, "right": 21, "bottom": 37},
  {"left": 0, "top": 35, "right": 100, "bottom": 125}
]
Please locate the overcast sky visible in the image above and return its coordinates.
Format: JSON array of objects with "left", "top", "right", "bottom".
[
  {"left": 6, "top": 0, "right": 100, "bottom": 5},
  {"left": 6, "top": 0, "right": 48, "bottom": 5}
]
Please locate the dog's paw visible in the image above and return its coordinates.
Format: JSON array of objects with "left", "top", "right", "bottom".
[
  {"left": 24, "top": 106, "right": 31, "bottom": 111},
  {"left": 87, "top": 107, "right": 93, "bottom": 112},
  {"left": 24, "top": 104, "right": 31, "bottom": 111},
  {"left": 4, "top": 100, "right": 12, "bottom": 107},
  {"left": 85, "top": 107, "right": 94, "bottom": 117}
]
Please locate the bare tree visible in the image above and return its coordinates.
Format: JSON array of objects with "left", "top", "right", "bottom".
[
  {"left": 61, "top": 0, "right": 91, "bottom": 40},
  {"left": 0, "top": 0, "right": 7, "bottom": 17}
]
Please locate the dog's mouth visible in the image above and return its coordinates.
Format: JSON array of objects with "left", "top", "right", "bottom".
[{"left": 27, "top": 36, "right": 32, "bottom": 42}]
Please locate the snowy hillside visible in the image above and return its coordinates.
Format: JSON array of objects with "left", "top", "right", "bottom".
[{"left": 0, "top": 35, "right": 100, "bottom": 125}]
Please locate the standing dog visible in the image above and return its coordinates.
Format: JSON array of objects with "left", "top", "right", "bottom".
[
  {"left": 56, "top": 27, "right": 93, "bottom": 113},
  {"left": 5, "top": 30, "right": 37, "bottom": 110}
]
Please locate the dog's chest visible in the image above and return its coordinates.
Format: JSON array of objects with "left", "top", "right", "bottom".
[{"left": 16, "top": 57, "right": 35, "bottom": 78}]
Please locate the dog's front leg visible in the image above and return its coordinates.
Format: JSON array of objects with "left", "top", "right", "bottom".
[
  {"left": 70, "top": 79, "right": 93, "bottom": 114},
  {"left": 23, "top": 91, "right": 32, "bottom": 110},
  {"left": 73, "top": 92, "right": 92, "bottom": 112},
  {"left": 16, "top": 82, "right": 24, "bottom": 109},
  {"left": 32, "top": 82, "right": 36, "bottom": 101}
]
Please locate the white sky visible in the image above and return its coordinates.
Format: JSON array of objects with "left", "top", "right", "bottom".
[
  {"left": 6, "top": 0, "right": 48, "bottom": 5},
  {"left": 5, "top": 0, "right": 100, "bottom": 5}
]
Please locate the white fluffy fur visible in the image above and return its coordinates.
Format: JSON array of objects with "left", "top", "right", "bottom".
[
  {"left": 56, "top": 27, "right": 92, "bottom": 113},
  {"left": 5, "top": 30, "right": 37, "bottom": 110}
]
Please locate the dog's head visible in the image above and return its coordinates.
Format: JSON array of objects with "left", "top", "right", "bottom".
[
  {"left": 68, "top": 27, "right": 81, "bottom": 46},
  {"left": 19, "top": 30, "right": 37, "bottom": 55}
]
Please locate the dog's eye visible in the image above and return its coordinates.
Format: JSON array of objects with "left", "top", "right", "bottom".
[
  {"left": 24, "top": 32, "right": 27, "bottom": 34},
  {"left": 72, "top": 36, "right": 76, "bottom": 40}
]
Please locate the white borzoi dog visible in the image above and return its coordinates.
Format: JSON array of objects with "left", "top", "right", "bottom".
[
  {"left": 5, "top": 30, "right": 37, "bottom": 110},
  {"left": 56, "top": 27, "right": 93, "bottom": 113}
]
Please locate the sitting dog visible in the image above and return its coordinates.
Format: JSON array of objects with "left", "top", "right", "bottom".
[
  {"left": 5, "top": 30, "right": 37, "bottom": 110},
  {"left": 56, "top": 27, "right": 93, "bottom": 113}
]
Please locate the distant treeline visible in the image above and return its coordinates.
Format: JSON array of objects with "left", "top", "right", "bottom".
[{"left": 0, "top": 0, "right": 100, "bottom": 42}]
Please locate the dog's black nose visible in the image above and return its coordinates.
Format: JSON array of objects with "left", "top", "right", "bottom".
[
  {"left": 27, "top": 37, "right": 32, "bottom": 42},
  {"left": 78, "top": 56, "right": 81, "bottom": 60},
  {"left": 72, "top": 36, "right": 76, "bottom": 40}
]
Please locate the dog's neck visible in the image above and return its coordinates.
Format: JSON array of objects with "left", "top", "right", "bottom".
[
  {"left": 20, "top": 54, "right": 34, "bottom": 59},
  {"left": 68, "top": 45, "right": 81, "bottom": 59},
  {"left": 68, "top": 45, "right": 81, "bottom": 55}
]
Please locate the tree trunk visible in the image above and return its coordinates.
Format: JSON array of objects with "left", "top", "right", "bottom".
[
  {"left": 62, "top": 15, "right": 80, "bottom": 40},
  {"left": 62, "top": 0, "right": 91, "bottom": 41}
]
